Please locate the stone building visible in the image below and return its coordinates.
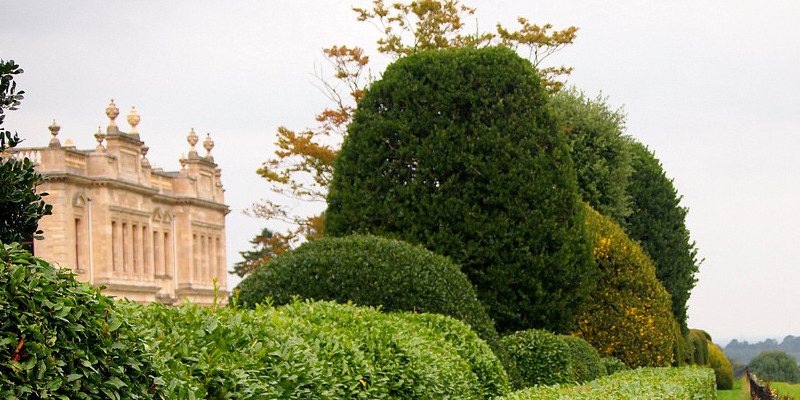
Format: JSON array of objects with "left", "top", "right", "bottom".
[{"left": 9, "top": 100, "right": 229, "bottom": 305}]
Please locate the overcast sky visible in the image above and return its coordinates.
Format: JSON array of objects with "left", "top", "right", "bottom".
[{"left": 3, "top": 1, "right": 799, "bottom": 346}]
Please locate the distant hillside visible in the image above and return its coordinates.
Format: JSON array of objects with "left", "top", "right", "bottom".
[{"left": 724, "top": 335, "right": 800, "bottom": 364}]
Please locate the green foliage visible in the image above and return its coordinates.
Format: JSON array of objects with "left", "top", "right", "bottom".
[
  {"left": 689, "top": 329, "right": 710, "bottom": 365},
  {"left": 496, "top": 367, "right": 716, "bottom": 400},
  {"left": 599, "top": 356, "right": 627, "bottom": 376},
  {"left": 574, "top": 204, "right": 677, "bottom": 368},
  {"left": 122, "top": 299, "right": 510, "bottom": 399},
  {"left": 0, "top": 59, "right": 52, "bottom": 247},
  {"left": 729, "top": 357, "right": 747, "bottom": 379},
  {"left": 709, "top": 343, "right": 734, "bottom": 389},
  {"left": 561, "top": 335, "right": 603, "bottom": 383},
  {"left": 500, "top": 329, "right": 572, "bottom": 387},
  {"left": 235, "top": 234, "right": 497, "bottom": 346},
  {"left": 624, "top": 141, "right": 699, "bottom": 333},
  {"left": 325, "top": 46, "right": 595, "bottom": 334},
  {"left": 749, "top": 350, "right": 800, "bottom": 383},
  {"left": 0, "top": 242, "right": 163, "bottom": 399},
  {"left": 548, "top": 87, "right": 632, "bottom": 223}
]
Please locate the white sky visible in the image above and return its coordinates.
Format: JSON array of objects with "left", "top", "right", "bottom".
[{"left": 2, "top": 0, "right": 799, "bottom": 346}]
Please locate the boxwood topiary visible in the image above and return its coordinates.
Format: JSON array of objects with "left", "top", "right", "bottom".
[
  {"left": 500, "top": 329, "right": 572, "bottom": 387},
  {"left": 561, "top": 335, "right": 603, "bottom": 383},
  {"left": 599, "top": 356, "right": 627, "bottom": 376},
  {"left": 235, "top": 234, "right": 498, "bottom": 347},
  {"left": 0, "top": 242, "right": 163, "bottom": 399}
]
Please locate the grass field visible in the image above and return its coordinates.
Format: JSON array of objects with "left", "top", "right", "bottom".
[
  {"left": 769, "top": 381, "right": 800, "bottom": 399},
  {"left": 717, "top": 379, "right": 749, "bottom": 400}
]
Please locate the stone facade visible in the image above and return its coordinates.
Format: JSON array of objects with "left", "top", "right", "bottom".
[{"left": 9, "top": 100, "right": 229, "bottom": 305}]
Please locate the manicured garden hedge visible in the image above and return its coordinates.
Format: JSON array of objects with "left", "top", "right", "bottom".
[
  {"left": 0, "top": 242, "right": 163, "bottom": 399},
  {"left": 120, "top": 299, "right": 510, "bottom": 399},
  {"left": 496, "top": 367, "right": 716, "bottom": 400},
  {"left": 500, "top": 330, "right": 573, "bottom": 387},
  {"left": 234, "top": 235, "right": 497, "bottom": 344}
]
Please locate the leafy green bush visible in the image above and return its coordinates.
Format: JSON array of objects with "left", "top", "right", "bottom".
[
  {"left": 599, "top": 356, "right": 626, "bottom": 376},
  {"left": 561, "top": 335, "right": 603, "bottom": 383},
  {"left": 325, "top": 46, "right": 595, "bottom": 334},
  {"left": 748, "top": 350, "right": 800, "bottom": 383},
  {"left": 0, "top": 60, "right": 52, "bottom": 247},
  {"left": 501, "top": 329, "right": 572, "bottom": 387},
  {"left": 0, "top": 242, "right": 163, "bottom": 399},
  {"left": 708, "top": 343, "right": 734, "bottom": 389},
  {"left": 235, "top": 234, "right": 497, "bottom": 344},
  {"left": 573, "top": 204, "right": 677, "bottom": 368},
  {"left": 549, "top": 86, "right": 632, "bottom": 224},
  {"left": 496, "top": 366, "right": 716, "bottom": 400},
  {"left": 122, "top": 299, "right": 510, "bottom": 399}
]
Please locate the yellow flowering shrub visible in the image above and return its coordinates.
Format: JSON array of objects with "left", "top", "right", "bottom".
[{"left": 572, "top": 205, "right": 677, "bottom": 368}]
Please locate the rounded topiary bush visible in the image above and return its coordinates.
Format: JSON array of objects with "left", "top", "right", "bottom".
[
  {"left": 0, "top": 242, "right": 163, "bottom": 399},
  {"left": 325, "top": 46, "right": 595, "bottom": 335},
  {"left": 500, "top": 329, "right": 572, "bottom": 387},
  {"left": 235, "top": 234, "right": 498, "bottom": 344},
  {"left": 688, "top": 329, "right": 710, "bottom": 365},
  {"left": 708, "top": 343, "right": 734, "bottom": 389},
  {"left": 599, "top": 356, "right": 627, "bottom": 376},
  {"left": 573, "top": 205, "right": 677, "bottom": 368},
  {"left": 561, "top": 335, "right": 603, "bottom": 383}
]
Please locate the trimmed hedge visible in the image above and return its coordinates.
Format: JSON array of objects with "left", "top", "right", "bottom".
[
  {"left": 325, "top": 46, "right": 595, "bottom": 334},
  {"left": 573, "top": 205, "right": 677, "bottom": 368},
  {"left": 562, "top": 335, "right": 603, "bottom": 383},
  {"left": 234, "top": 235, "right": 496, "bottom": 343},
  {"left": 121, "top": 299, "right": 511, "bottom": 399},
  {"left": 708, "top": 343, "right": 733, "bottom": 389},
  {"left": 0, "top": 242, "right": 163, "bottom": 399},
  {"left": 496, "top": 367, "right": 716, "bottom": 400},
  {"left": 501, "top": 330, "right": 572, "bottom": 387},
  {"left": 599, "top": 356, "right": 626, "bottom": 376}
]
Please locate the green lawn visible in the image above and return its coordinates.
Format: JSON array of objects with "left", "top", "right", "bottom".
[
  {"left": 770, "top": 381, "right": 800, "bottom": 399},
  {"left": 717, "top": 379, "right": 748, "bottom": 400}
]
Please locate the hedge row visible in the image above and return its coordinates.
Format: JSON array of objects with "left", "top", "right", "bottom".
[
  {"left": 120, "top": 299, "right": 510, "bottom": 400},
  {"left": 497, "top": 367, "right": 716, "bottom": 400}
]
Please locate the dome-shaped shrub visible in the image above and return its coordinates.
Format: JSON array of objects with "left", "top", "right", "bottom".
[
  {"left": 235, "top": 234, "right": 498, "bottom": 344},
  {"left": 561, "top": 335, "right": 603, "bottom": 383},
  {"left": 500, "top": 330, "right": 572, "bottom": 387},
  {"left": 573, "top": 205, "right": 677, "bottom": 368},
  {"left": 709, "top": 343, "right": 734, "bottom": 389},
  {"left": 0, "top": 242, "right": 162, "bottom": 399},
  {"left": 325, "top": 46, "right": 595, "bottom": 334}
]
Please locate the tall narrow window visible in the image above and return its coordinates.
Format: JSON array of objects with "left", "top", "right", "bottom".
[
  {"left": 216, "top": 237, "right": 222, "bottom": 281},
  {"left": 132, "top": 223, "right": 139, "bottom": 274},
  {"left": 153, "top": 230, "right": 161, "bottom": 276},
  {"left": 122, "top": 222, "right": 129, "bottom": 272},
  {"left": 142, "top": 225, "right": 149, "bottom": 275},
  {"left": 193, "top": 234, "right": 199, "bottom": 282},
  {"left": 111, "top": 221, "right": 118, "bottom": 271},
  {"left": 163, "top": 232, "right": 171, "bottom": 277},
  {"left": 74, "top": 218, "right": 82, "bottom": 270}
]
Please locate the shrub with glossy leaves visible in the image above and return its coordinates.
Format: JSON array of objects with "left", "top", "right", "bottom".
[
  {"left": 325, "top": 46, "right": 595, "bottom": 334},
  {"left": 599, "top": 356, "right": 626, "bottom": 376},
  {"left": 501, "top": 329, "right": 572, "bottom": 387},
  {"left": 122, "top": 299, "right": 510, "bottom": 399},
  {"left": 0, "top": 242, "right": 163, "bottom": 399},
  {"left": 573, "top": 204, "right": 676, "bottom": 368},
  {"left": 561, "top": 335, "right": 603, "bottom": 383},
  {"left": 235, "top": 234, "right": 497, "bottom": 345},
  {"left": 708, "top": 343, "right": 733, "bottom": 389}
]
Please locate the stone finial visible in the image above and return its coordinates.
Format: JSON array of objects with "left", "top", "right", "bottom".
[
  {"left": 187, "top": 128, "right": 199, "bottom": 158},
  {"left": 203, "top": 133, "right": 214, "bottom": 159},
  {"left": 94, "top": 126, "right": 106, "bottom": 152},
  {"left": 127, "top": 106, "right": 140, "bottom": 138},
  {"left": 48, "top": 119, "right": 61, "bottom": 148},
  {"left": 105, "top": 99, "right": 120, "bottom": 135},
  {"left": 141, "top": 144, "right": 150, "bottom": 167},
  {"left": 179, "top": 153, "right": 188, "bottom": 171}
]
